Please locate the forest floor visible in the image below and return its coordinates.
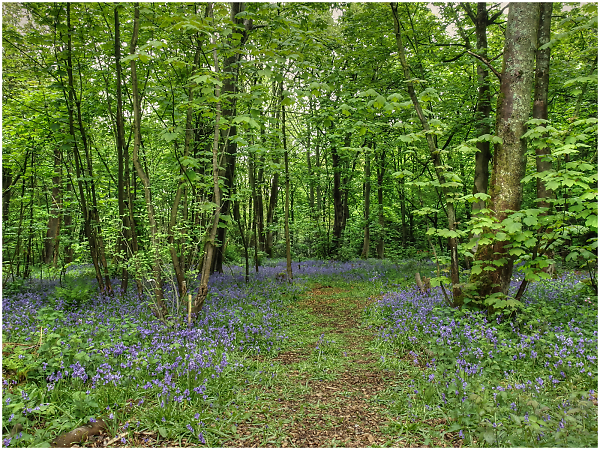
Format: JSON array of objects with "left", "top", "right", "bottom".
[
  {"left": 215, "top": 282, "right": 456, "bottom": 448},
  {"left": 5, "top": 262, "right": 595, "bottom": 448},
  {"left": 222, "top": 283, "right": 394, "bottom": 447}
]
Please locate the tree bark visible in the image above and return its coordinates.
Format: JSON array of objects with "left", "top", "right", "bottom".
[
  {"left": 472, "top": 2, "right": 540, "bottom": 300},
  {"left": 167, "top": 40, "right": 203, "bottom": 298},
  {"left": 130, "top": 3, "right": 167, "bottom": 320},
  {"left": 265, "top": 163, "right": 280, "bottom": 258},
  {"left": 391, "top": 2, "right": 461, "bottom": 302},
  {"left": 533, "top": 2, "right": 554, "bottom": 207},
  {"left": 43, "top": 148, "right": 61, "bottom": 266},
  {"left": 114, "top": 6, "right": 131, "bottom": 291},
  {"left": 192, "top": 2, "right": 222, "bottom": 315},
  {"left": 65, "top": 3, "right": 105, "bottom": 291},
  {"left": 376, "top": 147, "right": 385, "bottom": 259},
  {"left": 470, "top": 3, "right": 492, "bottom": 213},
  {"left": 331, "top": 143, "right": 344, "bottom": 255},
  {"left": 361, "top": 146, "right": 371, "bottom": 259},
  {"left": 282, "top": 94, "right": 293, "bottom": 281},
  {"left": 213, "top": 2, "right": 248, "bottom": 273}
]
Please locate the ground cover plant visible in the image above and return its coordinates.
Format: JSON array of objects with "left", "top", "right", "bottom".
[
  {"left": 3, "top": 259, "right": 597, "bottom": 447},
  {"left": 365, "top": 271, "right": 598, "bottom": 447}
]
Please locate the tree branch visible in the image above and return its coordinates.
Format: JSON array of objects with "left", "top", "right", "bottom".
[
  {"left": 488, "top": 5, "right": 510, "bottom": 25},
  {"left": 465, "top": 50, "right": 502, "bottom": 81}
]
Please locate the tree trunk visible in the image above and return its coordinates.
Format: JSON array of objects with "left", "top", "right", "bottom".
[
  {"left": 282, "top": 94, "right": 293, "bottom": 281},
  {"left": 471, "top": 2, "right": 540, "bottom": 300},
  {"left": 361, "top": 146, "right": 371, "bottom": 259},
  {"left": 114, "top": 6, "right": 131, "bottom": 292},
  {"left": 376, "top": 148, "right": 385, "bottom": 259},
  {"left": 471, "top": 3, "right": 492, "bottom": 213},
  {"left": 167, "top": 40, "right": 203, "bottom": 298},
  {"left": 130, "top": 3, "right": 167, "bottom": 320},
  {"left": 533, "top": 3, "right": 554, "bottom": 207},
  {"left": 266, "top": 165, "right": 279, "bottom": 258},
  {"left": 192, "top": 3, "right": 222, "bottom": 315},
  {"left": 256, "top": 154, "right": 266, "bottom": 252},
  {"left": 213, "top": 2, "right": 247, "bottom": 273},
  {"left": 44, "top": 147, "right": 61, "bottom": 266},
  {"left": 391, "top": 2, "right": 461, "bottom": 302},
  {"left": 331, "top": 143, "right": 344, "bottom": 255},
  {"left": 65, "top": 3, "right": 105, "bottom": 291},
  {"left": 249, "top": 152, "right": 259, "bottom": 272}
]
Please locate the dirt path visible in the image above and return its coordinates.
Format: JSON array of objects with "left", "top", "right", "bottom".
[{"left": 224, "top": 284, "right": 397, "bottom": 448}]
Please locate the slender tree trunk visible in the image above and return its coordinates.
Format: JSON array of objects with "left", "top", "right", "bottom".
[
  {"left": 471, "top": 2, "right": 540, "bottom": 301},
  {"left": 24, "top": 151, "right": 35, "bottom": 279},
  {"left": 532, "top": 2, "right": 555, "bottom": 276},
  {"left": 3, "top": 167, "right": 13, "bottom": 238},
  {"left": 331, "top": 143, "right": 344, "bottom": 255},
  {"left": 249, "top": 151, "right": 260, "bottom": 271},
  {"left": 130, "top": 3, "right": 167, "bottom": 320},
  {"left": 167, "top": 41, "right": 203, "bottom": 298},
  {"left": 114, "top": 6, "right": 130, "bottom": 292},
  {"left": 361, "top": 147, "right": 371, "bottom": 258},
  {"left": 192, "top": 3, "right": 222, "bottom": 315},
  {"left": 533, "top": 3, "right": 554, "bottom": 207},
  {"left": 213, "top": 2, "right": 248, "bottom": 273},
  {"left": 376, "top": 148, "right": 385, "bottom": 259},
  {"left": 44, "top": 148, "right": 62, "bottom": 266},
  {"left": 282, "top": 96, "right": 293, "bottom": 281},
  {"left": 266, "top": 165, "right": 279, "bottom": 258},
  {"left": 469, "top": 3, "right": 492, "bottom": 214},
  {"left": 391, "top": 2, "right": 461, "bottom": 302},
  {"left": 256, "top": 154, "right": 265, "bottom": 252},
  {"left": 65, "top": 3, "right": 104, "bottom": 290}
]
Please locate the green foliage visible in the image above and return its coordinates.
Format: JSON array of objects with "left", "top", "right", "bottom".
[{"left": 50, "top": 279, "right": 96, "bottom": 310}]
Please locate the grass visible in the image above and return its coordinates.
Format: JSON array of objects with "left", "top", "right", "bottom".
[{"left": 2, "top": 258, "right": 597, "bottom": 447}]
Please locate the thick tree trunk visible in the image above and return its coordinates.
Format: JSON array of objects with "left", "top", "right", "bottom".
[
  {"left": 361, "top": 147, "right": 371, "bottom": 259},
  {"left": 130, "top": 3, "right": 167, "bottom": 320},
  {"left": 472, "top": 2, "right": 540, "bottom": 300}
]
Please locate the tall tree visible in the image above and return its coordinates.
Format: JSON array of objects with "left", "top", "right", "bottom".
[
  {"left": 533, "top": 2, "right": 554, "bottom": 207},
  {"left": 471, "top": 2, "right": 540, "bottom": 301},
  {"left": 129, "top": 3, "right": 167, "bottom": 319}
]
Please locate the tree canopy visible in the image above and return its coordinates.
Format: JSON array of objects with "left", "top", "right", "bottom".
[{"left": 2, "top": 2, "right": 597, "bottom": 317}]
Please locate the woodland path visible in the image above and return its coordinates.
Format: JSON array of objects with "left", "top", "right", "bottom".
[{"left": 223, "top": 284, "right": 400, "bottom": 448}]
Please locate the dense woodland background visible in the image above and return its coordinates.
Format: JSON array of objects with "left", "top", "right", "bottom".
[{"left": 2, "top": 2, "right": 597, "bottom": 315}]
